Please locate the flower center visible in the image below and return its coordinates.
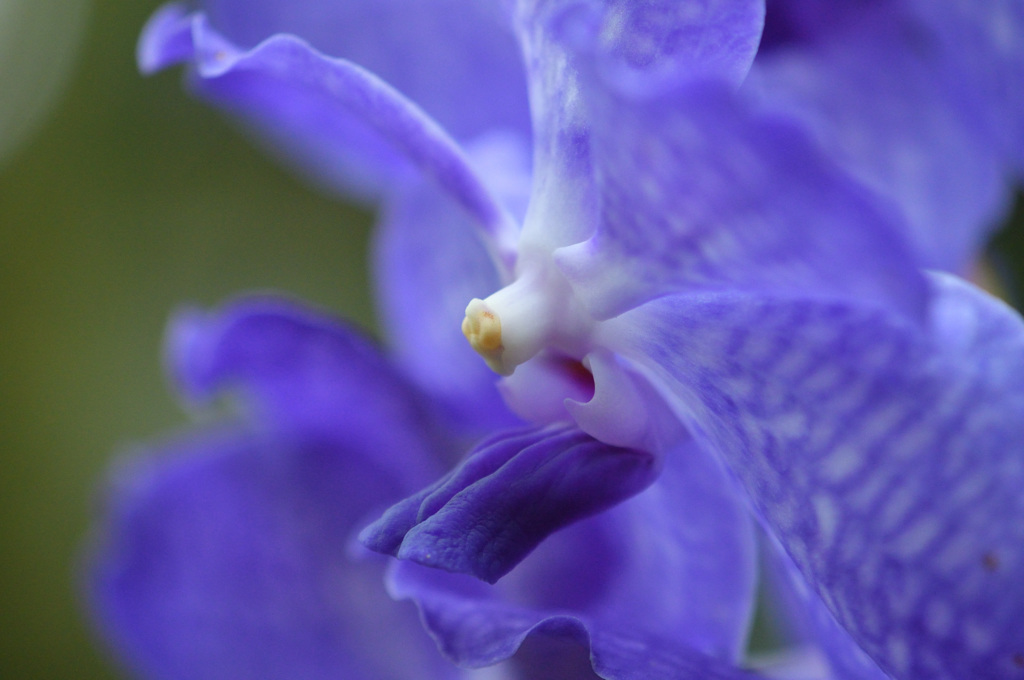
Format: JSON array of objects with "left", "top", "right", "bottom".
[
  {"left": 461, "top": 300, "right": 504, "bottom": 373},
  {"left": 461, "top": 264, "right": 678, "bottom": 452},
  {"left": 462, "top": 266, "right": 590, "bottom": 376}
]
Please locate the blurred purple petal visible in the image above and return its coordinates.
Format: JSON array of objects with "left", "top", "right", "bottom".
[
  {"left": 362, "top": 424, "right": 659, "bottom": 583},
  {"left": 166, "top": 296, "right": 445, "bottom": 490},
  {"left": 198, "top": 0, "right": 531, "bottom": 145},
  {"left": 139, "top": 10, "right": 518, "bottom": 250},
  {"left": 749, "top": 4, "right": 1011, "bottom": 273},
  {"left": 904, "top": 0, "right": 1024, "bottom": 175},
  {"left": 88, "top": 430, "right": 461, "bottom": 680},
  {"left": 611, "top": 273, "right": 1024, "bottom": 679},
  {"left": 137, "top": 3, "right": 193, "bottom": 72}
]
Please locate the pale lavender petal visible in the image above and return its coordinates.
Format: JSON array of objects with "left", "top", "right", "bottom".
[
  {"left": 556, "top": 82, "right": 927, "bottom": 320},
  {"left": 610, "top": 273, "right": 1024, "bottom": 679},
  {"left": 515, "top": 0, "right": 765, "bottom": 97},
  {"left": 903, "top": 0, "right": 1024, "bottom": 175},
  {"left": 361, "top": 423, "right": 659, "bottom": 583},
  {"left": 138, "top": 10, "right": 517, "bottom": 255},
  {"left": 166, "top": 296, "right": 445, "bottom": 489},
  {"left": 88, "top": 431, "right": 461, "bottom": 680},
  {"left": 512, "top": 0, "right": 765, "bottom": 250},
  {"left": 137, "top": 3, "right": 193, "bottom": 71},
  {"left": 384, "top": 438, "right": 759, "bottom": 676},
  {"left": 749, "top": 6, "right": 1010, "bottom": 273},
  {"left": 197, "top": 0, "right": 531, "bottom": 145}
]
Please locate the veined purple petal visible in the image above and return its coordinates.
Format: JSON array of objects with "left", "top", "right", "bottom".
[
  {"left": 138, "top": 10, "right": 518, "bottom": 259},
  {"left": 609, "top": 273, "right": 1024, "bottom": 679},
  {"left": 749, "top": 6, "right": 1011, "bottom": 274},
  {"left": 361, "top": 423, "right": 659, "bottom": 583},
  {"left": 516, "top": 0, "right": 765, "bottom": 95},
  {"left": 511, "top": 0, "right": 765, "bottom": 251},
  {"left": 385, "top": 438, "right": 760, "bottom": 677},
  {"left": 555, "top": 81, "right": 927, "bottom": 321},
  {"left": 758, "top": 532, "right": 890, "bottom": 680},
  {"left": 87, "top": 430, "right": 461, "bottom": 680},
  {"left": 195, "top": 0, "right": 531, "bottom": 147},
  {"left": 166, "top": 296, "right": 445, "bottom": 490}
]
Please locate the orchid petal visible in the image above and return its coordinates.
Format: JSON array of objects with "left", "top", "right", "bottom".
[
  {"left": 88, "top": 431, "right": 460, "bottom": 680},
  {"left": 361, "top": 423, "right": 659, "bottom": 583},
  {"left": 749, "top": 10, "right": 1010, "bottom": 273},
  {"left": 196, "top": 0, "right": 531, "bottom": 146},
  {"left": 610, "top": 272, "right": 1024, "bottom": 679},
  {"left": 510, "top": 0, "right": 765, "bottom": 251},
  {"left": 166, "top": 296, "right": 444, "bottom": 489},
  {"left": 138, "top": 9, "right": 517, "bottom": 254},
  {"left": 903, "top": 0, "right": 1024, "bottom": 175},
  {"left": 515, "top": 0, "right": 766, "bottom": 103},
  {"left": 557, "top": 81, "right": 927, "bottom": 320},
  {"left": 759, "top": 532, "right": 890, "bottom": 680},
  {"left": 385, "top": 439, "right": 759, "bottom": 677}
]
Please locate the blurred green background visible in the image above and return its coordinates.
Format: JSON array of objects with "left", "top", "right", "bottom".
[
  {"left": 1, "top": 1, "right": 374, "bottom": 677},
  {"left": 0, "top": 2, "right": 1021, "bottom": 679}
]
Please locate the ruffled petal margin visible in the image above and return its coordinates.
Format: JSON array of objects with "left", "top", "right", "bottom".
[
  {"left": 139, "top": 5, "right": 518, "bottom": 263},
  {"left": 197, "top": 0, "right": 531, "bottom": 149},
  {"left": 87, "top": 431, "right": 460, "bottom": 680},
  {"left": 166, "top": 296, "right": 446, "bottom": 490}
]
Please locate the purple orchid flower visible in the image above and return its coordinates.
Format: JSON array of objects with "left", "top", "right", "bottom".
[
  {"left": 87, "top": 1, "right": 1024, "bottom": 680},
  {"left": 88, "top": 296, "right": 761, "bottom": 679}
]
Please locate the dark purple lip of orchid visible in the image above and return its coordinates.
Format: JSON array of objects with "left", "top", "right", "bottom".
[
  {"left": 359, "top": 422, "right": 659, "bottom": 584},
  {"left": 757, "top": 0, "right": 892, "bottom": 53}
]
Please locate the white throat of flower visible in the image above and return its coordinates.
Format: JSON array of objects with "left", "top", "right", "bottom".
[{"left": 460, "top": 257, "right": 680, "bottom": 453}]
